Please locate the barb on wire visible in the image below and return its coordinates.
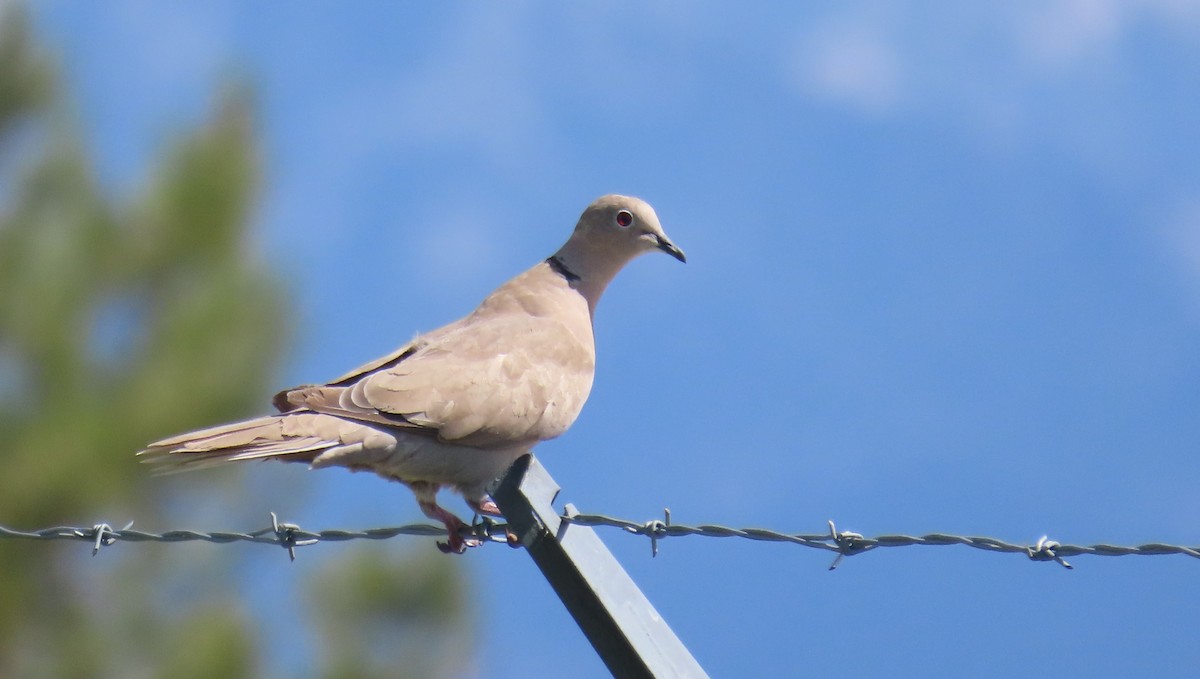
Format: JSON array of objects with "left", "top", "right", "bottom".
[
  {"left": 269, "top": 512, "right": 318, "bottom": 562},
  {"left": 1027, "top": 535, "right": 1073, "bottom": 569},
  {"left": 89, "top": 521, "right": 135, "bottom": 556},
  {"left": 1, "top": 514, "right": 1197, "bottom": 569},
  {"left": 826, "top": 520, "right": 870, "bottom": 570},
  {"left": 625, "top": 508, "right": 671, "bottom": 558}
]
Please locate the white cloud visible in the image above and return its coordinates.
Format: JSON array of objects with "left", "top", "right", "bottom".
[
  {"left": 1014, "top": 0, "right": 1200, "bottom": 71},
  {"left": 365, "top": 6, "right": 549, "bottom": 164},
  {"left": 110, "top": 1, "right": 234, "bottom": 91},
  {"left": 788, "top": 2, "right": 1200, "bottom": 121},
  {"left": 1013, "top": 0, "right": 1124, "bottom": 71},
  {"left": 791, "top": 17, "right": 904, "bottom": 116},
  {"left": 1163, "top": 198, "right": 1200, "bottom": 297},
  {"left": 404, "top": 203, "right": 512, "bottom": 294}
]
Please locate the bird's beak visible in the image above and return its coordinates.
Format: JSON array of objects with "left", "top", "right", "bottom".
[{"left": 655, "top": 234, "right": 687, "bottom": 263}]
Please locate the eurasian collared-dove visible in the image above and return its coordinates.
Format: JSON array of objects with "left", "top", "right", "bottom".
[{"left": 140, "top": 194, "right": 685, "bottom": 553}]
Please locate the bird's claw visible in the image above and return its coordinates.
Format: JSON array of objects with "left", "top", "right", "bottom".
[{"left": 437, "top": 534, "right": 483, "bottom": 554}]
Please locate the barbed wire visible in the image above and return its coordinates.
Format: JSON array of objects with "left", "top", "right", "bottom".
[
  {"left": 2, "top": 510, "right": 1197, "bottom": 569},
  {"left": 566, "top": 512, "right": 1200, "bottom": 569}
]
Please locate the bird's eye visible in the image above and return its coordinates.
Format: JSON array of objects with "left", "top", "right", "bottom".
[{"left": 615, "top": 210, "right": 633, "bottom": 228}]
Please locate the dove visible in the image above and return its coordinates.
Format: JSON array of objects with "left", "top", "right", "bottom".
[{"left": 139, "top": 194, "right": 685, "bottom": 553}]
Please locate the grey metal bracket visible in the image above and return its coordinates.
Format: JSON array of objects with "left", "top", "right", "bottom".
[{"left": 491, "top": 454, "right": 709, "bottom": 679}]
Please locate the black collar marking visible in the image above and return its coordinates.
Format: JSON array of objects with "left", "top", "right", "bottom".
[{"left": 547, "top": 255, "right": 581, "bottom": 283}]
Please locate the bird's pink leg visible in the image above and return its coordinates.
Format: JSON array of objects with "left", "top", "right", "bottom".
[
  {"left": 424, "top": 502, "right": 478, "bottom": 554},
  {"left": 408, "top": 481, "right": 480, "bottom": 554}
]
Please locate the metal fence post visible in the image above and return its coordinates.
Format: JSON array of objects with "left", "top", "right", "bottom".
[{"left": 491, "top": 454, "right": 709, "bottom": 679}]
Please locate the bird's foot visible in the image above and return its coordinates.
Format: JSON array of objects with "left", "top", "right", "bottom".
[
  {"left": 422, "top": 501, "right": 481, "bottom": 554},
  {"left": 436, "top": 531, "right": 482, "bottom": 554}
]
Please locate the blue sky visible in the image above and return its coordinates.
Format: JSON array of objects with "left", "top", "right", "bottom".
[{"left": 30, "top": 2, "right": 1200, "bottom": 677}]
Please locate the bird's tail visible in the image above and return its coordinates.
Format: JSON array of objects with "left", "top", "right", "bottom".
[{"left": 138, "top": 413, "right": 337, "bottom": 472}]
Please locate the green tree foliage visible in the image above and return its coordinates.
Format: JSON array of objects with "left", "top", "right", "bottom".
[
  {"left": 307, "top": 546, "right": 475, "bottom": 679},
  {"left": 0, "top": 7, "right": 284, "bottom": 677},
  {"left": 0, "top": 7, "right": 471, "bottom": 677}
]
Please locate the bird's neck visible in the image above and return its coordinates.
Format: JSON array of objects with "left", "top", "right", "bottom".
[{"left": 550, "top": 238, "right": 631, "bottom": 319}]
